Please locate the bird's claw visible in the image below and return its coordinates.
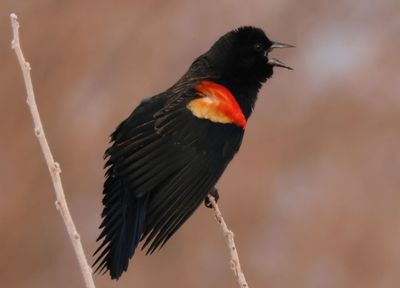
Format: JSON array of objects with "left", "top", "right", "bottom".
[{"left": 204, "top": 187, "right": 219, "bottom": 208}]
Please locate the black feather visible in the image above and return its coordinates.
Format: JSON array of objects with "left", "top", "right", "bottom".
[{"left": 94, "top": 26, "right": 285, "bottom": 279}]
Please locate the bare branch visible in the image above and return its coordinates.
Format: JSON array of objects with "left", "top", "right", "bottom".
[
  {"left": 10, "top": 13, "right": 96, "bottom": 288},
  {"left": 208, "top": 196, "right": 249, "bottom": 288}
]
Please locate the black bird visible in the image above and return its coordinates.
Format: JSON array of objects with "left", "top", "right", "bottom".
[{"left": 94, "top": 26, "right": 293, "bottom": 279}]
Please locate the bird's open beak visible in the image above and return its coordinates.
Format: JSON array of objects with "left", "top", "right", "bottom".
[
  {"left": 268, "top": 58, "right": 293, "bottom": 70},
  {"left": 267, "top": 40, "right": 294, "bottom": 70},
  {"left": 269, "top": 41, "right": 295, "bottom": 50}
]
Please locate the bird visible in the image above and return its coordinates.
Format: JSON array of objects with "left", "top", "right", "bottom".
[{"left": 93, "top": 26, "right": 293, "bottom": 279}]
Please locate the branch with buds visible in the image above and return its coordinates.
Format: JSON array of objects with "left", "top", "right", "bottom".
[
  {"left": 208, "top": 196, "right": 249, "bottom": 288},
  {"left": 10, "top": 13, "right": 96, "bottom": 288}
]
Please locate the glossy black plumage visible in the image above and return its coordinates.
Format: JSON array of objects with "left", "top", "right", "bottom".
[{"left": 94, "top": 26, "right": 292, "bottom": 279}]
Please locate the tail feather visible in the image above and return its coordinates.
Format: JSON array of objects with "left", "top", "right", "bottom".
[{"left": 94, "top": 174, "right": 149, "bottom": 279}]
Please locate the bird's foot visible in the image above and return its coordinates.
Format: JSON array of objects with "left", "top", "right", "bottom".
[{"left": 204, "top": 187, "right": 219, "bottom": 208}]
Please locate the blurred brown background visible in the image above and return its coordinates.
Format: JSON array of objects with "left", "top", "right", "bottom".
[{"left": 1, "top": 0, "right": 400, "bottom": 287}]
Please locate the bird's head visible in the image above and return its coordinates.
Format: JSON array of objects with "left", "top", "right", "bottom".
[{"left": 203, "top": 26, "right": 294, "bottom": 85}]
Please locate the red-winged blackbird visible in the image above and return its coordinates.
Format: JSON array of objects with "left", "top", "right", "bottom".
[{"left": 94, "top": 26, "right": 293, "bottom": 279}]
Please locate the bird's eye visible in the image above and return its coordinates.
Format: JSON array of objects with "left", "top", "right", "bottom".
[{"left": 253, "top": 43, "right": 263, "bottom": 52}]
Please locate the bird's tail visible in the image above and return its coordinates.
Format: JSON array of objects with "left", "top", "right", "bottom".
[{"left": 93, "top": 174, "right": 149, "bottom": 279}]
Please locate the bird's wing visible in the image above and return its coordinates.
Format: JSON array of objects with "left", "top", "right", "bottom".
[
  {"left": 138, "top": 90, "right": 245, "bottom": 253},
  {"left": 94, "top": 94, "right": 170, "bottom": 277},
  {"left": 94, "top": 88, "right": 244, "bottom": 276}
]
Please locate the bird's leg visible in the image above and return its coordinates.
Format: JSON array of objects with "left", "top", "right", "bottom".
[{"left": 204, "top": 187, "right": 219, "bottom": 208}]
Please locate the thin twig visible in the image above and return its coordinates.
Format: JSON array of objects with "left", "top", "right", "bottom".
[
  {"left": 10, "top": 13, "right": 96, "bottom": 288},
  {"left": 208, "top": 196, "right": 249, "bottom": 288}
]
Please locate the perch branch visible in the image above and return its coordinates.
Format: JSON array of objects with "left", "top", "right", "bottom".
[
  {"left": 10, "top": 13, "right": 96, "bottom": 288},
  {"left": 208, "top": 196, "right": 249, "bottom": 288}
]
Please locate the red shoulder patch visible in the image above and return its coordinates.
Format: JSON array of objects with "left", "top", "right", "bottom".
[{"left": 187, "top": 81, "right": 246, "bottom": 128}]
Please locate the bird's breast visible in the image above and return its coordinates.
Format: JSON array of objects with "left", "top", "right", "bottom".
[{"left": 187, "top": 81, "right": 246, "bottom": 129}]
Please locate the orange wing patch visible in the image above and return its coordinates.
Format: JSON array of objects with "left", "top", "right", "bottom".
[{"left": 187, "top": 81, "right": 246, "bottom": 128}]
